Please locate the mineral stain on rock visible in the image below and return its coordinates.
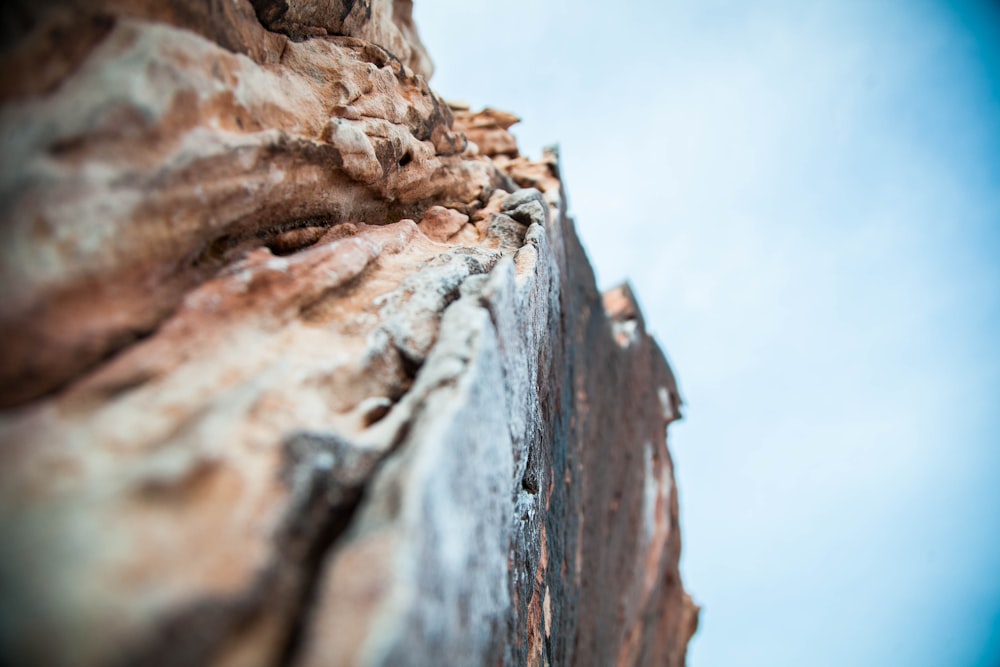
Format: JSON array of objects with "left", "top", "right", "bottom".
[{"left": 0, "top": 1, "right": 698, "bottom": 665}]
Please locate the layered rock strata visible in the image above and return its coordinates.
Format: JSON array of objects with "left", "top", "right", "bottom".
[{"left": 0, "top": 2, "right": 698, "bottom": 665}]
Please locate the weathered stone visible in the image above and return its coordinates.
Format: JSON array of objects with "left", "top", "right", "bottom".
[
  {"left": 453, "top": 107, "right": 522, "bottom": 158},
  {"left": 248, "top": 0, "right": 433, "bottom": 79},
  {"left": 418, "top": 205, "right": 469, "bottom": 242},
  {"left": 0, "top": 2, "right": 697, "bottom": 666},
  {"left": 0, "top": 10, "right": 505, "bottom": 408}
]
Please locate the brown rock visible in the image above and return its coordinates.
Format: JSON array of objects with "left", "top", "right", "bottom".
[
  {"left": 418, "top": 205, "right": 470, "bottom": 241},
  {"left": 248, "top": 0, "right": 433, "bottom": 78},
  {"left": 453, "top": 107, "right": 522, "bottom": 158},
  {"left": 0, "top": 14, "right": 504, "bottom": 408},
  {"left": 0, "top": 2, "right": 697, "bottom": 666}
]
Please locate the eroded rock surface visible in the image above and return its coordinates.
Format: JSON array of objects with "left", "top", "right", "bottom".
[{"left": 0, "top": 2, "right": 697, "bottom": 666}]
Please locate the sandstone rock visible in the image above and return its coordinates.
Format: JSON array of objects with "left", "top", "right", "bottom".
[
  {"left": 249, "top": 0, "right": 433, "bottom": 79},
  {"left": 453, "top": 107, "right": 522, "bottom": 158},
  {"left": 0, "top": 9, "right": 501, "bottom": 408},
  {"left": 0, "top": 2, "right": 697, "bottom": 666},
  {"left": 418, "top": 205, "right": 470, "bottom": 241}
]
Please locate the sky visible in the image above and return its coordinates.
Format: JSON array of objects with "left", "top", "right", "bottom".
[{"left": 416, "top": 1, "right": 1000, "bottom": 666}]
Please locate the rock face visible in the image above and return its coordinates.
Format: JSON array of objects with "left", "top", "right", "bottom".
[{"left": 0, "top": 2, "right": 698, "bottom": 666}]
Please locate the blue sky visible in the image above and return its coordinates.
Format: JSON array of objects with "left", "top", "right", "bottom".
[{"left": 415, "top": 1, "right": 1000, "bottom": 665}]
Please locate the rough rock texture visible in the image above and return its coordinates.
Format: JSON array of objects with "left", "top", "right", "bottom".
[{"left": 0, "top": 2, "right": 698, "bottom": 666}]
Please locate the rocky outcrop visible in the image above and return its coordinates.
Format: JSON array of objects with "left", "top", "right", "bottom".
[
  {"left": 0, "top": 2, "right": 697, "bottom": 666},
  {"left": 0, "top": 0, "right": 472, "bottom": 408}
]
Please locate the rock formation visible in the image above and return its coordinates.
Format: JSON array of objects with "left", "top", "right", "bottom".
[{"left": 0, "top": 2, "right": 698, "bottom": 665}]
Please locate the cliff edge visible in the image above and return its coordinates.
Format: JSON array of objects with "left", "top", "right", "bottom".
[{"left": 0, "top": 2, "right": 698, "bottom": 664}]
